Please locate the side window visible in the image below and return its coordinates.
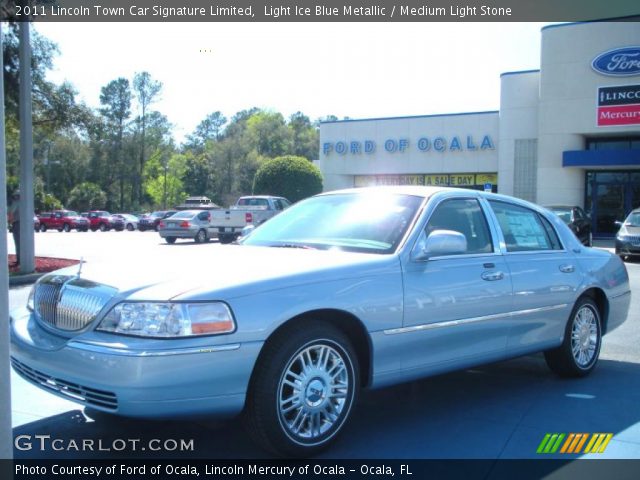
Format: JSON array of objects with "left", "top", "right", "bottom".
[
  {"left": 273, "top": 199, "right": 283, "bottom": 211},
  {"left": 489, "top": 200, "right": 563, "bottom": 252},
  {"left": 281, "top": 198, "right": 291, "bottom": 209},
  {"left": 197, "top": 211, "right": 209, "bottom": 221},
  {"left": 425, "top": 198, "right": 493, "bottom": 255}
]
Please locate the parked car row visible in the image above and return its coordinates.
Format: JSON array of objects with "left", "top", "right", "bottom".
[{"left": 158, "top": 196, "right": 291, "bottom": 244}]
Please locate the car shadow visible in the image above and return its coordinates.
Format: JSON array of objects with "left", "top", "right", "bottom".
[{"left": 12, "top": 356, "right": 640, "bottom": 460}]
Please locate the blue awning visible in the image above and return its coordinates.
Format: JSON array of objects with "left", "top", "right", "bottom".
[{"left": 563, "top": 149, "right": 640, "bottom": 167}]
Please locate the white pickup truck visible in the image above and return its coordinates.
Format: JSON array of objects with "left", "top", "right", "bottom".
[{"left": 211, "top": 195, "right": 291, "bottom": 243}]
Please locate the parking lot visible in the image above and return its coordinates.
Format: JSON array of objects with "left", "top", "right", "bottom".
[{"left": 7, "top": 230, "right": 640, "bottom": 459}]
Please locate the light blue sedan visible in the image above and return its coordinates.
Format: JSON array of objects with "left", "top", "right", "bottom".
[{"left": 10, "top": 187, "right": 631, "bottom": 456}]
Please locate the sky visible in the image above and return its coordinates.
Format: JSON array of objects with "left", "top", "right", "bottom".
[{"left": 35, "top": 22, "right": 553, "bottom": 144}]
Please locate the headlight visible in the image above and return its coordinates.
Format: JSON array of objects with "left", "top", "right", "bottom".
[
  {"left": 27, "top": 284, "right": 36, "bottom": 311},
  {"left": 97, "top": 302, "right": 236, "bottom": 337}
]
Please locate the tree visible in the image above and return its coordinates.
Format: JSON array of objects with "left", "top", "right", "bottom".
[
  {"left": 185, "top": 111, "right": 227, "bottom": 151},
  {"left": 67, "top": 182, "right": 107, "bottom": 212},
  {"left": 246, "top": 111, "right": 292, "bottom": 157},
  {"left": 145, "top": 153, "right": 187, "bottom": 208},
  {"left": 133, "top": 71, "right": 162, "bottom": 204},
  {"left": 253, "top": 156, "right": 323, "bottom": 203},
  {"left": 289, "top": 112, "right": 319, "bottom": 160},
  {"left": 99, "top": 78, "right": 132, "bottom": 211}
]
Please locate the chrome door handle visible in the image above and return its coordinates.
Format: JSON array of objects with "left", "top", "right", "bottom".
[
  {"left": 559, "top": 264, "right": 575, "bottom": 273},
  {"left": 481, "top": 271, "right": 504, "bottom": 281}
]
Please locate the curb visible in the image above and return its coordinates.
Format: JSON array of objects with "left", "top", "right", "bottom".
[{"left": 9, "top": 272, "right": 45, "bottom": 287}]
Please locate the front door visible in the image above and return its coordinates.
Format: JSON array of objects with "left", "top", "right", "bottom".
[{"left": 400, "top": 197, "right": 513, "bottom": 373}]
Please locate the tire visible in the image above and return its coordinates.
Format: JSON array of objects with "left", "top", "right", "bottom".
[
  {"left": 63, "top": 223, "right": 71, "bottom": 232},
  {"left": 219, "top": 233, "right": 233, "bottom": 244},
  {"left": 40, "top": 224, "right": 47, "bottom": 232},
  {"left": 126, "top": 223, "right": 134, "bottom": 231},
  {"left": 165, "top": 237, "right": 177, "bottom": 244},
  {"left": 544, "top": 297, "right": 602, "bottom": 378},
  {"left": 244, "top": 321, "right": 359, "bottom": 457},
  {"left": 587, "top": 232, "right": 593, "bottom": 247},
  {"left": 194, "top": 229, "right": 207, "bottom": 244},
  {"left": 155, "top": 224, "right": 160, "bottom": 232},
  {"left": 99, "top": 223, "right": 107, "bottom": 232}
]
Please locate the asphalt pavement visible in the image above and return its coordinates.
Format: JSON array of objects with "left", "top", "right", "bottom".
[{"left": 6, "top": 231, "right": 640, "bottom": 459}]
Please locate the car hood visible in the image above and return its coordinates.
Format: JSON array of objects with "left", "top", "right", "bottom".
[{"left": 51, "top": 245, "right": 399, "bottom": 302}]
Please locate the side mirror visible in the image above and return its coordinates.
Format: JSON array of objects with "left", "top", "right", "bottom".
[
  {"left": 413, "top": 229, "right": 467, "bottom": 261},
  {"left": 614, "top": 220, "right": 623, "bottom": 227}
]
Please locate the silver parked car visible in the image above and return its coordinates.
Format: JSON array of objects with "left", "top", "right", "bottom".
[
  {"left": 113, "top": 214, "right": 139, "bottom": 232},
  {"left": 10, "top": 187, "right": 630, "bottom": 456},
  {"left": 158, "top": 210, "right": 214, "bottom": 244}
]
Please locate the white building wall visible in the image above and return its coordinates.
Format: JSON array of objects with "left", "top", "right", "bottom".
[
  {"left": 498, "top": 71, "right": 540, "bottom": 197},
  {"left": 537, "top": 22, "right": 640, "bottom": 206},
  {"left": 319, "top": 113, "right": 499, "bottom": 192}
]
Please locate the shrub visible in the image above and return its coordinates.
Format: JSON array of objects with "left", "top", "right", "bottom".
[{"left": 253, "top": 156, "right": 322, "bottom": 203}]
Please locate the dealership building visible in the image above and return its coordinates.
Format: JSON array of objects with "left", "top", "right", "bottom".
[{"left": 318, "top": 21, "right": 640, "bottom": 238}]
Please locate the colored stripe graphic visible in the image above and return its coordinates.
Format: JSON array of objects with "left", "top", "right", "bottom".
[{"left": 538, "top": 433, "right": 614, "bottom": 454}]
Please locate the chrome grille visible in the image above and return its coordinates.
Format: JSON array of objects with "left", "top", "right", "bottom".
[
  {"left": 629, "top": 235, "right": 640, "bottom": 247},
  {"left": 11, "top": 357, "right": 118, "bottom": 410},
  {"left": 34, "top": 275, "right": 117, "bottom": 332}
]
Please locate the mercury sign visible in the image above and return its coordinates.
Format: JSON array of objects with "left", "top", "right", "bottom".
[
  {"left": 323, "top": 135, "right": 495, "bottom": 156},
  {"left": 592, "top": 47, "right": 640, "bottom": 76}
]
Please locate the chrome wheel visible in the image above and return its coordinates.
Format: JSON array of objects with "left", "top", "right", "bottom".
[
  {"left": 571, "top": 305, "right": 598, "bottom": 368},
  {"left": 545, "top": 297, "right": 601, "bottom": 377},
  {"left": 244, "top": 322, "right": 359, "bottom": 456},
  {"left": 278, "top": 343, "right": 350, "bottom": 443}
]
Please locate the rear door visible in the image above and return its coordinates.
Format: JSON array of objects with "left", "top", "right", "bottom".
[{"left": 486, "top": 200, "right": 582, "bottom": 354}]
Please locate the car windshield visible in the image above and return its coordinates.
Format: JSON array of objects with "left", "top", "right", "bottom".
[
  {"left": 549, "top": 208, "right": 572, "bottom": 224},
  {"left": 625, "top": 212, "right": 640, "bottom": 226},
  {"left": 66, "top": 211, "right": 79, "bottom": 217},
  {"left": 241, "top": 192, "right": 423, "bottom": 254},
  {"left": 150, "top": 211, "right": 166, "bottom": 218}
]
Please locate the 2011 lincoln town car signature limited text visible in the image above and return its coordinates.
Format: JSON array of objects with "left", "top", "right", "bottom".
[{"left": 10, "top": 187, "right": 630, "bottom": 456}]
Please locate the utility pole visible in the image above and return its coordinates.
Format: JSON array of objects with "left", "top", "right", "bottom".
[
  {"left": 0, "top": 21, "right": 14, "bottom": 460},
  {"left": 18, "top": 21, "right": 35, "bottom": 273}
]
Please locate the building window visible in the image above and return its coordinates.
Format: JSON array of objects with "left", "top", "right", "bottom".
[
  {"left": 586, "top": 137, "right": 640, "bottom": 151},
  {"left": 513, "top": 139, "right": 538, "bottom": 202}
]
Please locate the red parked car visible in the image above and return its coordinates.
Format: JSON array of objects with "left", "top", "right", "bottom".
[
  {"left": 37, "top": 210, "right": 89, "bottom": 232},
  {"left": 86, "top": 211, "right": 125, "bottom": 232}
]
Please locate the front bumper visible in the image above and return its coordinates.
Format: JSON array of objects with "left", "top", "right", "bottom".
[
  {"left": 10, "top": 307, "right": 262, "bottom": 419},
  {"left": 615, "top": 238, "right": 640, "bottom": 257}
]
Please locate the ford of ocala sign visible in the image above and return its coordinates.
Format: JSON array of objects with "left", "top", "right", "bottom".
[{"left": 592, "top": 47, "right": 640, "bottom": 76}]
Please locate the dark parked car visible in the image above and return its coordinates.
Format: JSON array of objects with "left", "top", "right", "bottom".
[
  {"left": 546, "top": 205, "right": 592, "bottom": 246},
  {"left": 615, "top": 208, "right": 640, "bottom": 261},
  {"left": 138, "top": 210, "right": 177, "bottom": 231}
]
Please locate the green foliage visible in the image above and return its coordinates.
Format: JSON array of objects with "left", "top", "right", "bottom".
[
  {"left": 145, "top": 153, "right": 187, "bottom": 209},
  {"left": 67, "top": 182, "right": 107, "bottom": 212},
  {"left": 3, "top": 27, "right": 325, "bottom": 213},
  {"left": 253, "top": 156, "right": 323, "bottom": 203},
  {"left": 38, "top": 193, "right": 63, "bottom": 212}
]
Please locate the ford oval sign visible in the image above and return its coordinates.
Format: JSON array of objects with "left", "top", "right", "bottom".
[{"left": 592, "top": 47, "right": 640, "bottom": 76}]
